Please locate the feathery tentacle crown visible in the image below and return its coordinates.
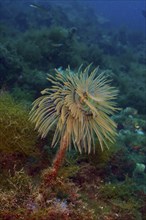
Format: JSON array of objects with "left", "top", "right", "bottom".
[{"left": 30, "top": 65, "right": 118, "bottom": 153}]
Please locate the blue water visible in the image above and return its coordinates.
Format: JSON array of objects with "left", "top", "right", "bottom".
[
  {"left": 87, "top": 0, "right": 146, "bottom": 31},
  {"left": 32, "top": 0, "right": 146, "bottom": 31},
  {"left": 0, "top": 0, "right": 145, "bottom": 32}
]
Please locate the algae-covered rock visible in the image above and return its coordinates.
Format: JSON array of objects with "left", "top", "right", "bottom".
[{"left": 0, "top": 92, "right": 38, "bottom": 155}]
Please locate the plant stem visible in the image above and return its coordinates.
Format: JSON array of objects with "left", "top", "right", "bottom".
[
  {"left": 43, "top": 133, "right": 68, "bottom": 185},
  {"left": 52, "top": 134, "right": 68, "bottom": 175}
]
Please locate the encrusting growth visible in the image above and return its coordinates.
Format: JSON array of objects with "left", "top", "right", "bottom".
[{"left": 30, "top": 64, "right": 118, "bottom": 182}]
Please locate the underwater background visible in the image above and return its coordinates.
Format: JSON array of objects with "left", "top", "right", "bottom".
[{"left": 0, "top": 0, "right": 146, "bottom": 219}]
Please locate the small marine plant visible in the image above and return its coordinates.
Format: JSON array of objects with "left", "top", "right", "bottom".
[{"left": 30, "top": 65, "right": 118, "bottom": 184}]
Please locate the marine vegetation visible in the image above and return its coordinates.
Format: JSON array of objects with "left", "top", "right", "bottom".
[
  {"left": 0, "top": 1, "right": 146, "bottom": 219},
  {"left": 0, "top": 92, "right": 38, "bottom": 156},
  {"left": 30, "top": 65, "right": 118, "bottom": 184}
]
